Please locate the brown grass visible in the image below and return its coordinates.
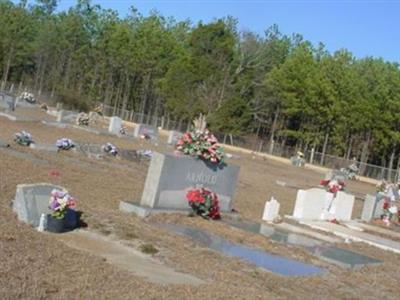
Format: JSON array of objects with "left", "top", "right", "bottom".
[{"left": 0, "top": 110, "right": 399, "bottom": 299}]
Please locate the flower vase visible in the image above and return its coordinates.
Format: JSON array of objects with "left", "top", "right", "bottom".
[
  {"left": 46, "top": 215, "right": 64, "bottom": 233},
  {"left": 64, "top": 209, "right": 79, "bottom": 230}
]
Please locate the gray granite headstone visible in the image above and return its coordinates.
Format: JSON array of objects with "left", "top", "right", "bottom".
[
  {"left": 373, "top": 193, "right": 386, "bottom": 219},
  {"left": 139, "top": 152, "right": 240, "bottom": 212},
  {"left": 361, "top": 194, "right": 376, "bottom": 222},
  {"left": 167, "top": 131, "right": 183, "bottom": 145},
  {"left": 13, "top": 183, "right": 64, "bottom": 227},
  {"left": 133, "top": 124, "right": 159, "bottom": 140}
]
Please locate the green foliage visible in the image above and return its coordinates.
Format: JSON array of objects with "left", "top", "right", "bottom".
[
  {"left": 1, "top": 1, "right": 400, "bottom": 166},
  {"left": 208, "top": 97, "right": 251, "bottom": 135}
]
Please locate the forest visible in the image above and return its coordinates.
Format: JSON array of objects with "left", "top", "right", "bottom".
[{"left": 1, "top": 0, "right": 400, "bottom": 169}]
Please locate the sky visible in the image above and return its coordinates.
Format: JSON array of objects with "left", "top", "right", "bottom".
[{"left": 37, "top": 1, "right": 400, "bottom": 62}]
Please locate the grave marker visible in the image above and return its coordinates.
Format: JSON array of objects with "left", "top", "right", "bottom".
[
  {"left": 120, "top": 152, "right": 240, "bottom": 215},
  {"left": 168, "top": 130, "right": 183, "bottom": 145},
  {"left": 13, "top": 183, "right": 63, "bottom": 227},
  {"left": 108, "top": 116, "right": 122, "bottom": 135},
  {"left": 133, "top": 124, "right": 159, "bottom": 140},
  {"left": 328, "top": 191, "right": 355, "bottom": 221},
  {"left": 262, "top": 197, "right": 280, "bottom": 222},
  {"left": 361, "top": 194, "right": 376, "bottom": 222},
  {"left": 292, "top": 188, "right": 333, "bottom": 220}
]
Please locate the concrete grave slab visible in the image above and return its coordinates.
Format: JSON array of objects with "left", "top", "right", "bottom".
[
  {"left": 56, "top": 229, "right": 204, "bottom": 285},
  {"left": 301, "top": 220, "right": 400, "bottom": 254}
]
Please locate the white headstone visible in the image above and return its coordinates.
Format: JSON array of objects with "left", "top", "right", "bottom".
[
  {"left": 57, "top": 110, "right": 64, "bottom": 122},
  {"left": 108, "top": 116, "right": 122, "bottom": 135},
  {"left": 262, "top": 197, "right": 280, "bottom": 222},
  {"left": 292, "top": 188, "right": 333, "bottom": 220},
  {"left": 328, "top": 191, "right": 355, "bottom": 221}
]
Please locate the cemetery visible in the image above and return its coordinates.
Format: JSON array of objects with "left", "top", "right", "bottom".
[{"left": 2, "top": 102, "right": 400, "bottom": 299}]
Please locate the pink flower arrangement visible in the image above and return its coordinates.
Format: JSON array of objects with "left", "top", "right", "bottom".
[
  {"left": 49, "top": 189, "right": 77, "bottom": 219},
  {"left": 176, "top": 130, "right": 224, "bottom": 164}
]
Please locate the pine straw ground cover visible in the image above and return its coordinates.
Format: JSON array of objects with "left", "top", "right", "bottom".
[{"left": 1, "top": 114, "right": 400, "bottom": 299}]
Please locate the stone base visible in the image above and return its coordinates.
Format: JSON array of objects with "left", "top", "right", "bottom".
[{"left": 119, "top": 201, "right": 190, "bottom": 218}]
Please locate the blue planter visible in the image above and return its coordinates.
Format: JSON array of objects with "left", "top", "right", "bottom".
[{"left": 46, "top": 215, "right": 64, "bottom": 233}]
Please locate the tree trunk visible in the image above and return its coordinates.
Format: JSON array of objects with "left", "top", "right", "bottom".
[
  {"left": 388, "top": 147, "right": 396, "bottom": 181},
  {"left": 359, "top": 131, "right": 372, "bottom": 176},
  {"left": 1, "top": 46, "right": 14, "bottom": 90},
  {"left": 269, "top": 106, "right": 280, "bottom": 147},
  {"left": 345, "top": 134, "right": 353, "bottom": 160},
  {"left": 320, "top": 131, "right": 330, "bottom": 165}
]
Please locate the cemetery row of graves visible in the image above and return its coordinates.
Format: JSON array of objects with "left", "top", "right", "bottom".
[{"left": 1, "top": 94, "right": 400, "bottom": 299}]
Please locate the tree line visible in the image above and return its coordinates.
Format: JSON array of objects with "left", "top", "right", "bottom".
[{"left": 2, "top": 0, "right": 400, "bottom": 169}]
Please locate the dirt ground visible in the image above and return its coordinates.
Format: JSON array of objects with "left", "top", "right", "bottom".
[{"left": 1, "top": 108, "right": 399, "bottom": 300}]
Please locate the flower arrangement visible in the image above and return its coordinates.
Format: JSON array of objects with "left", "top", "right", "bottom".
[
  {"left": 14, "top": 130, "right": 34, "bottom": 146},
  {"left": 176, "top": 130, "right": 224, "bottom": 164},
  {"left": 320, "top": 179, "right": 345, "bottom": 194},
  {"left": 186, "top": 187, "right": 221, "bottom": 220},
  {"left": 76, "top": 112, "right": 90, "bottom": 126},
  {"left": 56, "top": 138, "right": 75, "bottom": 150},
  {"left": 49, "top": 189, "right": 77, "bottom": 219},
  {"left": 119, "top": 125, "right": 126, "bottom": 135},
  {"left": 102, "top": 142, "right": 118, "bottom": 156}
]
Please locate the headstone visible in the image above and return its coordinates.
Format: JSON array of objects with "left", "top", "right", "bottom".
[
  {"left": 108, "top": 116, "right": 123, "bottom": 135},
  {"left": 56, "top": 102, "right": 63, "bottom": 111},
  {"left": 168, "top": 130, "right": 183, "bottom": 145},
  {"left": 328, "top": 191, "right": 355, "bottom": 221},
  {"left": 262, "top": 197, "right": 280, "bottom": 222},
  {"left": 325, "top": 170, "right": 346, "bottom": 182},
  {"left": 57, "top": 110, "right": 65, "bottom": 122},
  {"left": 133, "top": 124, "right": 158, "bottom": 140},
  {"left": 292, "top": 188, "right": 333, "bottom": 220},
  {"left": 373, "top": 193, "right": 386, "bottom": 219},
  {"left": 13, "top": 183, "right": 64, "bottom": 227},
  {"left": 361, "top": 194, "right": 376, "bottom": 222},
  {"left": 137, "top": 152, "right": 240, "bottom": 212}
]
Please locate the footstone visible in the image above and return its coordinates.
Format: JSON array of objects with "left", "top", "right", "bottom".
[
  {"left": 133, "top": 124, "right": 158, "bottom": 140},
  {"left": 108, "top": 116, "right": 122, "bottom": 135},
  {"left": 0, "top": 139, "right": 10, "bottom": 148},
  {"left": 13, "top": 183, "right": 64, "bottom": 227},
  {"left": 167, "top": 130, "right": 183, "bottom": 145},
  {"left": 132, "top": 152, "right": 240, "bottom": 213},
  {"left": 361, "top": 194, "right": 377, "bottom": 222},
  {"left": 262, "top": 197, "right": 280, "bottom": 222},
  {"left": 292, "top": 188, "right": 333, "bottom": 220}
]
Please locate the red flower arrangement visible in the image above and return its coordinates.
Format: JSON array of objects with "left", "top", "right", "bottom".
[
  {"left": 320, "top": 179, "right": 345, "bottom": 194},
  {"left": 186, "top": 187, "right": 221, "bottom": 220}
]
